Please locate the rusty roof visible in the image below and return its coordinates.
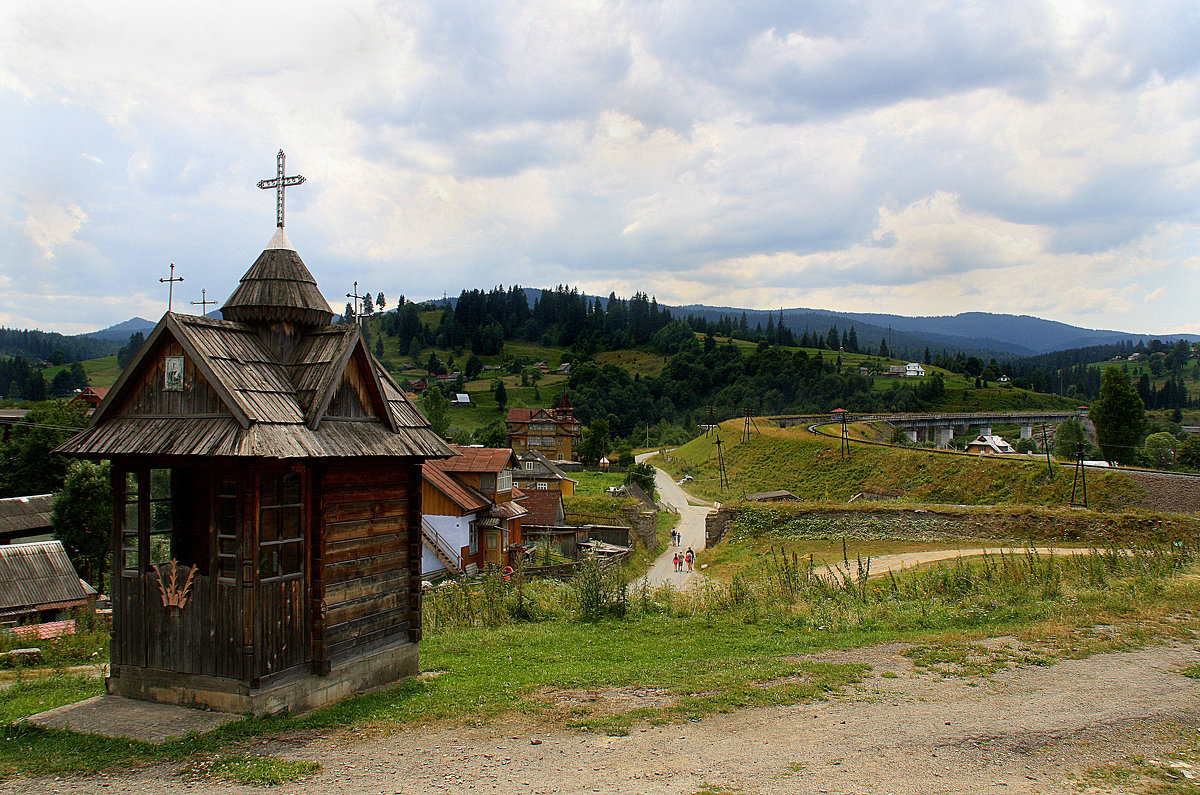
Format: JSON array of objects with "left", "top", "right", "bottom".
[
  {"left": 441, "top": 446, "right": 517, "bottom": 473},
  {"left": 516, "top": 489, "right": 564, "bottom": 526},
  {"left": 0, "top": 541, "right": 92, "bottom": 618},
  {"left": 423, "top": 463, "right": 489, "bottom": 514}
]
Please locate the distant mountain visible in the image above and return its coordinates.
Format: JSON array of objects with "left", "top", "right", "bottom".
[
  {"left": 83, "top": 317, "right": 157, "bottom": 344},
  {"left": 829, "top": 310, "right": 1200, "bottom": 355},
  {"left": 87, "top": 291, "right": 1200, "bottom": 364},
  {"left": 671, "top": 304, "right": 1200, "bottom": 359}
]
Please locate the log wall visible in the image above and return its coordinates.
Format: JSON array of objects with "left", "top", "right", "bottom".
[{"left": 320, "top": 462, "right": 418, "bottom": 662}]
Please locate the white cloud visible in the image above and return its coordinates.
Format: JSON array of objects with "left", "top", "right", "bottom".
[{"left": 0, "top": 0, "right": 1198, "bottom": 336}]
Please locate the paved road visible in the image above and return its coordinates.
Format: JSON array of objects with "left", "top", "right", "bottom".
[{"left": 634, "top": 453, "right": 714, "bottom": 591}]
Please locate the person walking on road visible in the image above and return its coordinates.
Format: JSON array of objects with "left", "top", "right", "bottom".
[
  {"left": 672, "top": 552, "right": 680, "bottom": 572},
  {"left": 685, "top": 546, "right": 695, "bottom": 572}
]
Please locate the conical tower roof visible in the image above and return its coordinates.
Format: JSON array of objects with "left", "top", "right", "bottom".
[{"left": 221, "top": 228, "right": 333, "bottom": 327}]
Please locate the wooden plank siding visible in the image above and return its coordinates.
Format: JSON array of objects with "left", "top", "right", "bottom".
[
  {"left": 325, "top": 356, "right": 378, "bottom": 420},
  {"left": 118, "top": 339, "right": 229, "bottom": 418},
  {"left": 320, "top": 463, "right": 417, "bottom": 662}
]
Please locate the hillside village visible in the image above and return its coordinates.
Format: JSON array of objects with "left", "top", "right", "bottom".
[{"left": 5, "top": 6, "right": 1200, "bottom": 788}]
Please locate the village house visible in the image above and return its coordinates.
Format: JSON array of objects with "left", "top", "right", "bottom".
[
  {"left": 514, "top": 449, "right": 578, "bottom": 496},
  {"left": 72, "top": 386, "right": 110, "bottom": 411},
  {"left": 0, "top": 540, "right": 97, "bottom": 628},
  {"left": 505, "top": 394, "right": 582, "bottom": 462},
  {"left": 964, "top": 435, "right": 1017, "bottom": 455},
  {"left": 0, "top": 494, "right": 54, "bottom": 544},
  {"left": 420, "top": 446, "right": 525, "bottom": 578},
  {"left": 905, "top": 363, "right": 926, "bottom": 377},
  {"left": 517, "top": 488, "right": 565, "bottom": 527},
  {"left": 57, "top": 204, "right": 453, "bottom": 714}
]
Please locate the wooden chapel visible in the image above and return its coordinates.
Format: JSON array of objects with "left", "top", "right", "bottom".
[{"left": 58, "top": 161, "right": 453, "bottom": 713}]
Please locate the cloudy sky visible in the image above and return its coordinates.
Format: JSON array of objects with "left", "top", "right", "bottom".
[{"left": 2, "top": 1, "right": 1199, "bottom": 336}]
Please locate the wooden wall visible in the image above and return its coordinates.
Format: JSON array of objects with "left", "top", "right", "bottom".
[
  {"left": 118, "top": 339, "right": 227, "bottom": 416},
  {"left": 319, "top": 462, "right": 419, "bottom": 663}
]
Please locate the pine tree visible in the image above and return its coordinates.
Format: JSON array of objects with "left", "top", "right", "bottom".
[{"left": 1091, "top": 365, "right": 1145, "bottom": 465}]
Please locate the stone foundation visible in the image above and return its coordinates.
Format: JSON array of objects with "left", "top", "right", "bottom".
[{"left": 107, "top": 636, "right": 418, "bottom": 715}]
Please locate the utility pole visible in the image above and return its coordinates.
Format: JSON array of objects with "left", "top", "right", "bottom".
[
  {"left": 1070, "top": 442, "right": 1087, "bottom": 508},
  {"left": 713, "top": 429, "right": 730, "bottom": 489},
  {"left": 1040, "top": 423, "right": 1053, "bottom": 479},
  {"left": 741, "top": 405, "right": 759, "bottom": 443},
  {"left": 705, "top": 405, "right": 716, "bottom": 437}
]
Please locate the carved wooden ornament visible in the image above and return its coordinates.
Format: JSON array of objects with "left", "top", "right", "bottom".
[{"left": 154, "top": 559, "right": 196, "bottom": 609}]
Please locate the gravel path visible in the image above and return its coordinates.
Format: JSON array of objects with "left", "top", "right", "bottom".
[
  {"left": 13, "top": 640, "right": 1200, "bottom": 795},
  {"left": 635, "top": 456, "right": 712, "bottom": 591}
]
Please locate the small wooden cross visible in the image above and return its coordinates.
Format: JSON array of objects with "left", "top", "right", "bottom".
[
  {"left": 190, "top": 288, "right": 216, "bottom": 317},
  {"left": 160, "top": 263, "right": 184, "bottom": 312},
  {"left": 346, "top": 281, "right": 366, "bottom": 325},
  {"left": 257, "top": 149, "right": 306, "bottom": 228}
]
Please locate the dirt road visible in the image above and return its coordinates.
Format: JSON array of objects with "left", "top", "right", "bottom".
[
  {"left": 13, "top": 640, "right": 1199, "bottom": 795},
  {"left": 635, "top": 456, "right": 712, "bottom": 591}
]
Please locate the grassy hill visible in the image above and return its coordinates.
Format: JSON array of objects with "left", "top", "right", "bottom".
[
  {"left": 41, "top": 312, "right": 1079, "bottom": 434},
  {"left": 654, "top": 420, "right": 1143, "bottom": 511}
]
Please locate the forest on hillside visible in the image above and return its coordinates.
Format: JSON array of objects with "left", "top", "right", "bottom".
[{"left": 365, "top": 285, "right": 987, "bottom": 440}]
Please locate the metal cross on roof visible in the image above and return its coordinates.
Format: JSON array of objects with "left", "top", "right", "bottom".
[
  {"left": 346, "top": 281, "right": 366, "bottom": 326},
  {"left": 160, "top": 263, "right": 184, "bottom": 312},
  {"left": 190, "top": 288, "right": 216, "bottom": 317},
  {"left": 257, "top": 149, "right": 305, "bottom": 228}
]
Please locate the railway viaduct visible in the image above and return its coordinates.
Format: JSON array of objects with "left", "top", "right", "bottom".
[{"left": 770, "top": 410, "right": 1084, "bottom": 449}]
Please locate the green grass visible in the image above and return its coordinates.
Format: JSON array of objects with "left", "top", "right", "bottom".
[
  {"left": 1183, "top": 664, "right": 1200, "bottom": 679},
  {"left": 1, "top": 540, "right": 1197, "bottom": 779},
  {"left": 181, "top": 754, "right": 321, "bottom": 786},
  {"left": 41, "top": 355, "right": 122, "bottom": 390},
  {"left": 572, "top": 470, "right": 627, "bottom": 497},
  {"left": 656, "top": 419, "right": 1143, "bottom": 509},
  {"left": 0, "top": 674, "right": 103, "bottom": 724}
]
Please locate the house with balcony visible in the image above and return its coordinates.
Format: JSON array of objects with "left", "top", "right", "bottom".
[
  {"left": 421, "top": 446, "right": 526, "bottom": 578},
  {"left": 505, "top": 394, "right": 581, "bottom": 462}
]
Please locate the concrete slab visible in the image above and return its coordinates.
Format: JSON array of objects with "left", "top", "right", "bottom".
[{"left": 24, "top": 694, "right": 243, "bottom": 743}]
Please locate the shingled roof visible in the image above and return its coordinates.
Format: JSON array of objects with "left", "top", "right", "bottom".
[
  {"left": 58, "top": 233, "right": 453, "bottom": 461},
  {"left": 220, "top": 228, "right": 333, "bottom": 327}
]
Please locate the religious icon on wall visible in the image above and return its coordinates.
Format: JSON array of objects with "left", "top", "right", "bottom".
[{"left": 164, "top": 356, "right": 184, "bottom": 391}]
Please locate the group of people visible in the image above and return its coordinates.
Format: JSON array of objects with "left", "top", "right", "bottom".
[{"left": 672, "top": 546, "right": 695, "bottom": 572}]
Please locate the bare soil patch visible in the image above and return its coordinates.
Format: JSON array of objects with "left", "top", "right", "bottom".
[{"left": 8, "top": 635, "right": 1200, "bottom": 795}]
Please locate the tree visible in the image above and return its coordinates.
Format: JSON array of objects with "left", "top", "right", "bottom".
[
  {"left": 464, "top": 355, "right": 484, "bottom": 381},
  {"left": 1054, "top": 419, "right": 1085, "bottom": 459},
  {"left": 0, "top": 400, "right": 90, "bottom": 497},
  {"left": 616, "top": 447, "right": 634, "bottom": 468},
  {"left": 1178, "top": 434, "right": 1200, "bottom": 469},
  {"left": 578, "top": 418, "right": 611, "bottom": 465},
  {"left": 494, "top": 380, "right": 508, "bottom": 412},
  {"left": 624, "top": 462, "right": 656, "bottom": 499},
  {"left": 52, "top": 460, "right": 112, "bottom": 592},
  {"left": 376, "top": 292, "right": 386, "bottom": 312},
  {"left": 473, "top": 419, "right": 507, "bottom": 448},
  {"left": 1143, "top": 431, "right": 1178, "bottom": 469},
  {"left": 117, "top": 332, "right": 145, "bottom": 370},
  {"left": 1091, "top": 365, "right": 1145, "bottom": 465},
  {"left": 421, "top": 384, "right": 450, "bottom": 439}
]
